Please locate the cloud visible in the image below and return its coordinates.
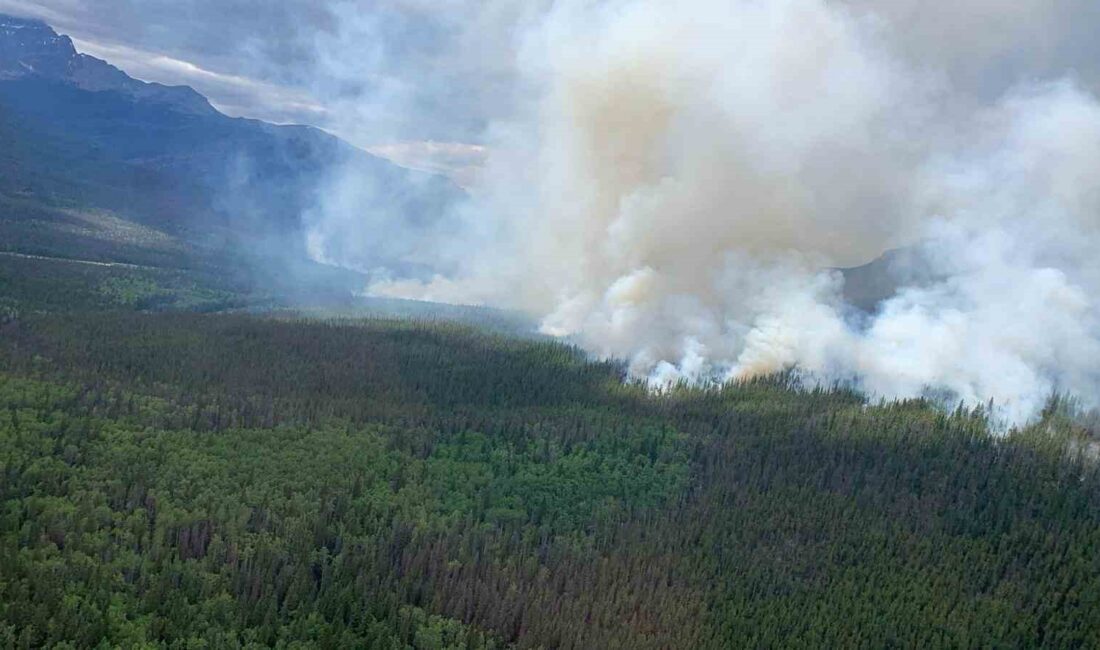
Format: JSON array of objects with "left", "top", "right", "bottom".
[
  {"left": 0, "top": 0, "right": 530, "bottom": 141},
  {"left": 68, "top": 37, "right": 326, "bottom": 123},
  {"left": 363, "top": 142, "right": 488, "bottom": 187}
]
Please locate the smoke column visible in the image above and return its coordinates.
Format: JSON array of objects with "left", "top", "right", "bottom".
[{"left": 349, "top": 0, "right": 1100, "bottom": 423}]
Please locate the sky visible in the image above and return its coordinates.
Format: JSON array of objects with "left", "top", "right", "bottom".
[
  {"left": 7, "top": 0, "right": 1100, "bottom": 149},
  {"left": 0, "top": 0, "right": 536, "bottom": 157}
]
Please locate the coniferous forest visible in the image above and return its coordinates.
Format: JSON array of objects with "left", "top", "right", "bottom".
[
  {"left": 1, "top": 261, "right": 1099, "bottom": 649},
  {"left": 5, "top": 5, "right": 1100, "bottom": 648}
]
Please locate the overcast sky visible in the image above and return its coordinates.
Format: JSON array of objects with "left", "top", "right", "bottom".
[
  {"left": 0, "top": 0, "right": 538, "bottom": 148},
  {"left": 6, "top": 0, "right": 1100, "bottom": 152}
]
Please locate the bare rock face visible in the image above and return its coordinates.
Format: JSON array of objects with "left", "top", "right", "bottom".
[{"left": 0, "top": 13, "right": 214, "bottom": 115}]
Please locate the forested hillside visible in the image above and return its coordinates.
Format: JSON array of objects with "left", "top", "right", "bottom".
[
  {"left": 0, "top": 14, "right": 463, "bottom": 297},
  {"left": 1, "top": 303, "right": 1098, "bottom": 648}
]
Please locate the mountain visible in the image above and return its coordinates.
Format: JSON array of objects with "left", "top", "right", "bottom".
[
  {"left": 0, "top": 15, "right": 214, "bottom": 115},
  {"left": 0, "top": 13, "right": 461, "bottom": 283},
  {"left": 0, "top": 13, "right": 906, "bottom": 309}
]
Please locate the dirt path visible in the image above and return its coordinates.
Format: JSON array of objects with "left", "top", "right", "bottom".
[{"left": 0, "top": 250, "right": 164, "bottom": 271}]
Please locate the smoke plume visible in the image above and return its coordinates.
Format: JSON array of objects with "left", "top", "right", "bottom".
[{"left": 327, "top": 0, "right": 1100, "bottom": 423}]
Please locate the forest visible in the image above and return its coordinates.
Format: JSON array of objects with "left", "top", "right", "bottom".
[{"left": 1, "top": 260, "right": 1100, "bottom": 649}]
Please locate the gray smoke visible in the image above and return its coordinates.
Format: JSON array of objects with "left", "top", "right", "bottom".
[{"left": 304, "top": 0, "right": 1100, "bottom": 424}]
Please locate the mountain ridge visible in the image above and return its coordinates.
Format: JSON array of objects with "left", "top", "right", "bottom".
[
  {"left": 0, "top": 14, "right": 215, "bottom": 115},
  {"left": 0, "top": 12, "right": 463, "bottom": 289}
]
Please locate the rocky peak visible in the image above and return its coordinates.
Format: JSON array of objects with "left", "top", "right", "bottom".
[
  {"left": 0, "top": 14, "right": 78, "bottom": 78},
  {"left": 0, "top": 13, "right": 215, "bottom": 115}
]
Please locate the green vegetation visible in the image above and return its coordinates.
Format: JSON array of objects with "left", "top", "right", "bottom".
[
  {"left": 0, "top": 304, "right": 1098, "bottom": 649},
  {"left": 0, "top": 255, "right": 249, "bottom": 315},
  {"left": 6, "top": 18, "right": 1092, "bottom": 646}
]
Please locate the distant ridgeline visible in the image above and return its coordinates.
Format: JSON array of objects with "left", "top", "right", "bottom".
[
  {"left": 0, "top": 12, "right": 906, "bottom": 313},
  {"left": 0, "top": 15, "right": 215, "bottom": 113},
  {"left": 0, "top": 13, "right": 461, "bottom": 288}
]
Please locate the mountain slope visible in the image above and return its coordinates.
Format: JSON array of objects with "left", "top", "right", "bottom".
[
  {"left": 0, "top": 15, "right": 213, "bottom": 114},
  {"left": 0, "top": 13, "right": 462, "bottom": 275}
]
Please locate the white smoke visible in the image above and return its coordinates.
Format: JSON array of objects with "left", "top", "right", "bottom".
[{"left": 350, "top": 0, "right": 1100, "bottom": 423}]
